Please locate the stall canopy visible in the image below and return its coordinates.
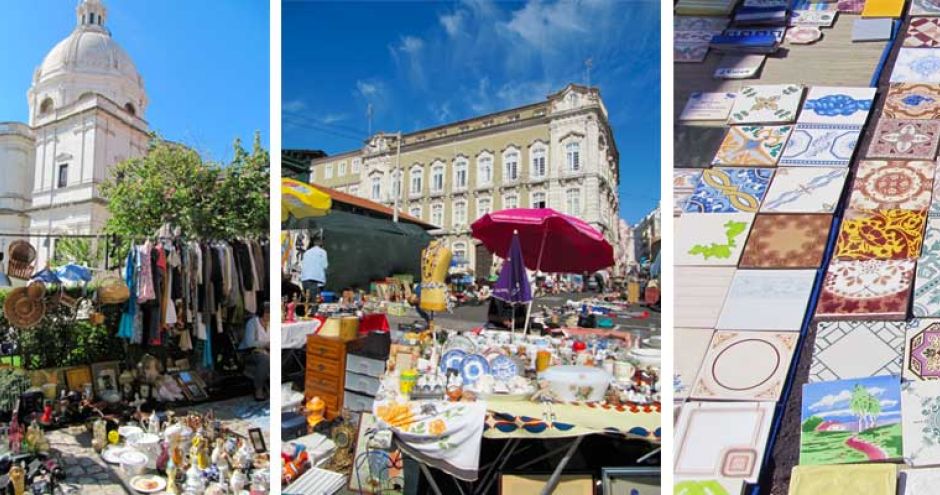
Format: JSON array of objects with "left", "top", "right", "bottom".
[
  {"left": 281, "top": 178, "right": 332, "bottom": 222},
  {"left": 286, "top": 211, "right": 432, "bottom": 291}
]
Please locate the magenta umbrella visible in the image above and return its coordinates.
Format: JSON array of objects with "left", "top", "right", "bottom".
[{"left": 471, "top": 208, "right": 615, "bottom": 273}]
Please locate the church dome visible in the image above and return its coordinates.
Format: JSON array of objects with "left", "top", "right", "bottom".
[{"left": 29, "top": 0, "right": 147, "bottom": 123}]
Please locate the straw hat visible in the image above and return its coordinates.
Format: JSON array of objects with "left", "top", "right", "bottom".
[
  {"left": 7, "top": 241, "right": 36, "bottom": 280},
  {"left": 3, "top": 287, "right": 45, "bottom": 330}
]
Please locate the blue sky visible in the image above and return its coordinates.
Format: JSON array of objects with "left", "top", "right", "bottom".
[
  {"left": 283, "top": 0, "right": 660, "bottom": 223},
  {"left": 0, "top": 1, "right": 269, "bottom": 163}
]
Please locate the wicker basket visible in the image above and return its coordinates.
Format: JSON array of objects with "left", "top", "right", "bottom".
[
  {"left": 97, "top": 273, "right": 130, "bottom": 305},
  {"left": 7, "top": 241, "right": 36, "bottom": 280}
]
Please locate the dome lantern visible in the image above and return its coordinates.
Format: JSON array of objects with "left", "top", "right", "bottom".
[{"left": 76, "top": 0, "right": 107, "bottom": 31}]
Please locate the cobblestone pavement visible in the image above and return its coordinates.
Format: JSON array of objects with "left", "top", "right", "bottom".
[{"left": 47, "top": 396, "right": 270, "bottom": 494}]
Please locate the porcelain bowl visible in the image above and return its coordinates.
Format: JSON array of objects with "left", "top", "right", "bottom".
[
  {"left": 628, "top": 348, "right": 661, "bottom": 369},
  {"left": 539, "top": 365, "right": 612, "bottom": 402}
]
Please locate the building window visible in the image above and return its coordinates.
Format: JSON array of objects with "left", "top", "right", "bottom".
[
  {"left": 39, "top": 98, "right": 54, "bottom": 115},
  {"left": 532, "top": 191, "right": 547, "bottom": 209},
  {"left": 432, "top": 164, "right": 445, "bottom": 192},
  {"left": 477, "top": 156, "right": 493, "bottom": 186},
  {"left": 504, "top": 194, "right": 518, "bottom": 210},
  {"left": 371, "top": 176, "right": 382, "bottom": 200},
  {"left": 325, "top": 164, "right": 333, "bottom": 179},
  {"left": 503, "top": 151, "right": 519, "bottom": 182},
  {"left": 352, "top": 159, "right": 361, "bottom": 173},
  {"left": 531, "top": 146, "right": 547, "bottom": 178},
  {"left": 338, "top": 162, "right": 347, "bottom": 176},
  {"left": 453, "top": 242, "right": 468, "bottom": 263},
  {"left": 124, "top": 103, "right": 136, "bottom": 116},
  {"left": 477, "top": 198, "right": 491, "bottom": 219},
  {"left": 410, "top": 205, "right": 422, "bottom": 218},
  {"left": 349, "top": 184, "right": 359, "bottom": 196},
  {"left": 566, "top": 142, "right": 581, "bottom": 172},
  {"left": 454, "top": 159, "right": 468, "bottom": 190},
  {"left": 410, "top": 166, "right": 423, "bottom": 195},
  {"left": 454, "top": 201, "right": 467, "bottom": 226},
  {"left": 391, "top": 171, "right": 402, "bottom": 199},
  {"left": 566, "top": 188, "right": 581, "bottom": 216},
  {"left": 57, "top": 164, "right": 68, "bottom": 189},
  {"left": 431, "top": 204, "right": 444, "bottom": 226}
]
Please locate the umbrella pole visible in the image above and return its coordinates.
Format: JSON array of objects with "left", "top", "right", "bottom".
[{"left": 523, "top": 229, "right": 549, "bottom": 337}]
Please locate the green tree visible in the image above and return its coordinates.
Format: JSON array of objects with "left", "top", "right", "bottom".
[
  {"left": 99, "top": 133, "right": 269, "bottom": 240},
  {"left": 851, "top": 384, "right": 869, "bottom": 432},
  {"left": 802, "top": 415, "right": 825, "bottom": 433}
]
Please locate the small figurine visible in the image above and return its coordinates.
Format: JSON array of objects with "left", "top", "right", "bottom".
[
  {"left": 166, "top": 459, "right": 179, "bottom": 494},
  {"left": 211, "top": 438, "right": 224, "bottom": 465},
  {"left": 230, "top": 469, "right": 248, "bottom": 492},
  {"left": 183, "top": 463, "right": 206, "bottom": 494},
  {"left": 9, "top": 463, "right": 25, "bottom": 495}
]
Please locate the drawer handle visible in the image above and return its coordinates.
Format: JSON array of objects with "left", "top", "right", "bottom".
[{"left": 317, "top": 364, "right": 325, "bottom": 372}]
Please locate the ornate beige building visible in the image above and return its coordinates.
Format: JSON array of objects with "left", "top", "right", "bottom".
[{"left": 308, "top": 84, "right": 621, "bottom": 276}]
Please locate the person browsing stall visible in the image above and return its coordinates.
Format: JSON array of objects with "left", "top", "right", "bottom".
[{"left": 300, "top": 238, "right": 328, "bottom": 302}]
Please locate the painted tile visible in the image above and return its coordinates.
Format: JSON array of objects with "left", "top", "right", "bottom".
[
  {"left": 676, "top": 213, "right": 754, "bottom": 266},
  {"left": 739, "top": 213, "right": 831, "bottom": 268},
  {"left": 853, "top": 18, "right": 894, "bottom": 42},
  {"left": 715, "top": 54, "right": 766, "bottom": 79},
  {"left": 835, "top": 209, "right": 927, "bottom": 261},
  {"left": 760, "top": 167, "right": 848, "bottom": 214},
  {"left": 930, "top": 163, "right": 940, "bottom": 220},
  {"left": 674, "top": 401, "right": 775, "bottom": 483},
  {"left": 789, "top": 465, "right": 897, "bottom": 495},
  {"left": 903, "top": 319, "right": 940, "bottom": 380},
  {"left": 676, "top": 267, "right": 737, "bottom": 329},
  {"left": 691, "top": 331, "right": 797, "bottom": 401},
  {"left": 914, "top": 221, "right": 940, "bottom": 317},
  {"left": 790, "top": 10, "right": 836, "bottom": 27},
  {"left": 712, "top": 125, "right": 792, "bottom": 166},
  {"left": 675, "top": 328, "right": 714, "bottom": 401},
  {"left": 901, "top": 468, "right": 940, "bottom": 494},
  {"left": 674, "top": 169, "right": 703, "bottom": 216},
  {"left": 849, "top": 160, "right": 935, "bottom": 211},
  {"left": 837, "top": 0, "right": 865, "bottom": 14},
  {"left": 800, "top": 375, "right": 903, "bottom": 465},
  {"left": 884, "top": 83, "right": 940, "bottom": 119},
  {"left": 675, "top": 16, "right": 731, "bottom": 32},
  {"left": 716, "top": 269, "right": 817, "bottom": 331},
  {"left": 891, "top": 48, "right": 940, "bottom": 83},
  {"left": 912, "top": 0, "right": 940, "bottom": 16},
  {"left": 780, "top": 123, "right": 862, "bottom": 167},
  {"left": 793, "top": 0, "right": 839, "bottom": 11},
  {"left": 903, "top": 381, "right": 940, "bottom": 466},
  {"left": 867, "top": 119, "right": 940, "bottom": 160},
  {"left": 675, "top": 44, "right": 709, "bottom": 63},
  {"left": 674, "top": 478, "right": 745, "bottom": 495},
  {"left": 675, "top": 125, "right": 727, "bottom": 169},
  {"left": 680, "top": 92, "right": 738, "bottom": 121},
  {"left": 809, "top": 321, "right": 904, "bottom": 383},
  {"left": 684, "top": 167, "right": 774, "bottom": 213},
  {"left": 816, "top": 259, "right": 915, "bottom": 320},
  {"left": 862, "top": 0, "right": 905, "bottom": 17},
  {"left": 728, "top": 84, "right": 804, "bottom": 124},
  {"left": 798, "top": 86, "right": 876, "bottom": 126},
  {"left": 906, "top": 18, "right": 940, "bottom": 48}
]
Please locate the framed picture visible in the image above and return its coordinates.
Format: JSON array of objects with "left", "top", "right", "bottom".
[
  {"left": 601, "top": 467, "right": 660, "bottom": 495},
  {"left": 387, "top": 344, "right": 420, "bottom": 373},
  {"left": 65, "top": 366, "right": 92, "bottom": 393},
  {"left": 248, "top": 427, "right": 266, "bottom": 453},
  {"left": 90, "top": 361, "right": 121, "bottom": 398}
]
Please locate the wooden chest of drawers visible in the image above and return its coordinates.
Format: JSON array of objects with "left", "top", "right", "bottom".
[{"left": 305, "top": 334, "right": 363, "bottom": 419}]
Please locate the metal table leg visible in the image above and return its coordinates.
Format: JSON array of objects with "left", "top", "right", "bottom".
[
  {"left": 418, "top": 460, "right": 444, "bottom": 495},
  {"left": 477, "top": 438, "right": 522, "bottom": 495},
  {"left": 539, "top": 436, "right": 584, "bottom": 495}
]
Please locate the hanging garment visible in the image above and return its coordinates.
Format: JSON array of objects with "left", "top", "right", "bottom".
[
  {"left": 137, "top": 242, "right": 156, "bottom": 303},
  {"left": 117, "top": 247, "right": 139, "bottom": 341}
]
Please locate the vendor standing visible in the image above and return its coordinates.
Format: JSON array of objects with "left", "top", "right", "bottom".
[{"left": 300, "top": 238, "right": 328, "bottom": 309}]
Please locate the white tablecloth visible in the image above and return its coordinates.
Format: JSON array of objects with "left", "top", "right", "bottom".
[{"left": 282, "top": 320, "right": 322, "bottom": 349}]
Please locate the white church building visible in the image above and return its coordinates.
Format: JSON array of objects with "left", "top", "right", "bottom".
[{"left": 0, "top": 0, "right": 149, "bottom": 266}]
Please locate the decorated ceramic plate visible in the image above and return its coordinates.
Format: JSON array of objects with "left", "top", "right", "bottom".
[
  {"left": 489, "top": 355, "right": 518, "bottom": 381},
  {"left": 129, "top": 474, "right": 166, "bottom": 493},
  {"left": 442, "top": 334, "right": 476, "bottom": 354},
  {"left": 786, "top": 26, "right": 821, "bottom": 44},
  {"left": 440, "top": 349, "right": 467, "bottom": 373},
  {"left": 461, "top": 354, "right": 490, "bottom": 383}
]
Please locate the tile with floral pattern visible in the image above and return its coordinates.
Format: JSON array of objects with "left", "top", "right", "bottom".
[
  {"left": 684, "top": 167, "right": 775, "bottom": 213},
  {"left": 712, "top": 125, "right": 793, "bottom": 166},
  {"left": 675, "top": 169, "right": 704, "bottom": 215},
  {"left": 866, "top": 119, "right": 940, "bottom": 160},
  {"left": 760, "top": 167, "right": 848, "bottom": 213},
  {"left": 903, "top": 319, "right": 940, "bottom": 380},
  {"left": 849, "top": 160, "right": 935, "bottom": 211},
  {"left": 913, "top": 220, "right": 940, "bottom": 316},
  {"left": 816, "top": 259, "right": 915, "bottom": 320},
  {"left": 728, "top": 84, "right": 804, "bottom": 124},
  {"left": 739, "top": 214, "right": 832, "bottom": 268},
  {"left": 835, "top": 209, "right": 927, "bottom": 260},
  {"left": 891, "top": 48, "right": 940, "bottom": 83},
  {"left": 780, "top": 123, "right": 862, "bottom": 167},
  {"left": 883, "top": 83, "right": 940, "bottom": 120},
  {"left": 798, "top": 86, "right": 875, "bottom": 125}
]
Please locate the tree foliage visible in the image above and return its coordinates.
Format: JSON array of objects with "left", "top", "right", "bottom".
[{"left": 99, "top": 133, "right": 269, "bottom": 240}]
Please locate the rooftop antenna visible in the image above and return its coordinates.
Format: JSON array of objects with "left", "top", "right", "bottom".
[{"left": 585, "top": 57, "right": 594, "bottom": 88}]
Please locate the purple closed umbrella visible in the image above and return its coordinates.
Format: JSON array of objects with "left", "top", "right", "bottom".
[{"left": 493, "top": 231, "right": 532, "bottom": 306}]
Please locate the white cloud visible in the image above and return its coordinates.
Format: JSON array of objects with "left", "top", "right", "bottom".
[
  {"left": 810, "top": 390, "right": 852, "bottom": 411},
  {"left": 356, "top": 80, "right": 381, "bottom": 97},
  {"left": 399, "top": 35, "right": 424, "bottom": 54},
  {"left": 429, "top": 101, "right": 452, "bottom": 122},
  {"left": 504, "top": 0, "right": 588, "bottom": 47},
  {"left": 440, "top": 11, "right": 464, "bottom": 36},
  {"left": 319, "top": 113, "right": 347, "bottom": 124},
  {"left": 283, "top": 99, "right": 306, "bottom": 112}
]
